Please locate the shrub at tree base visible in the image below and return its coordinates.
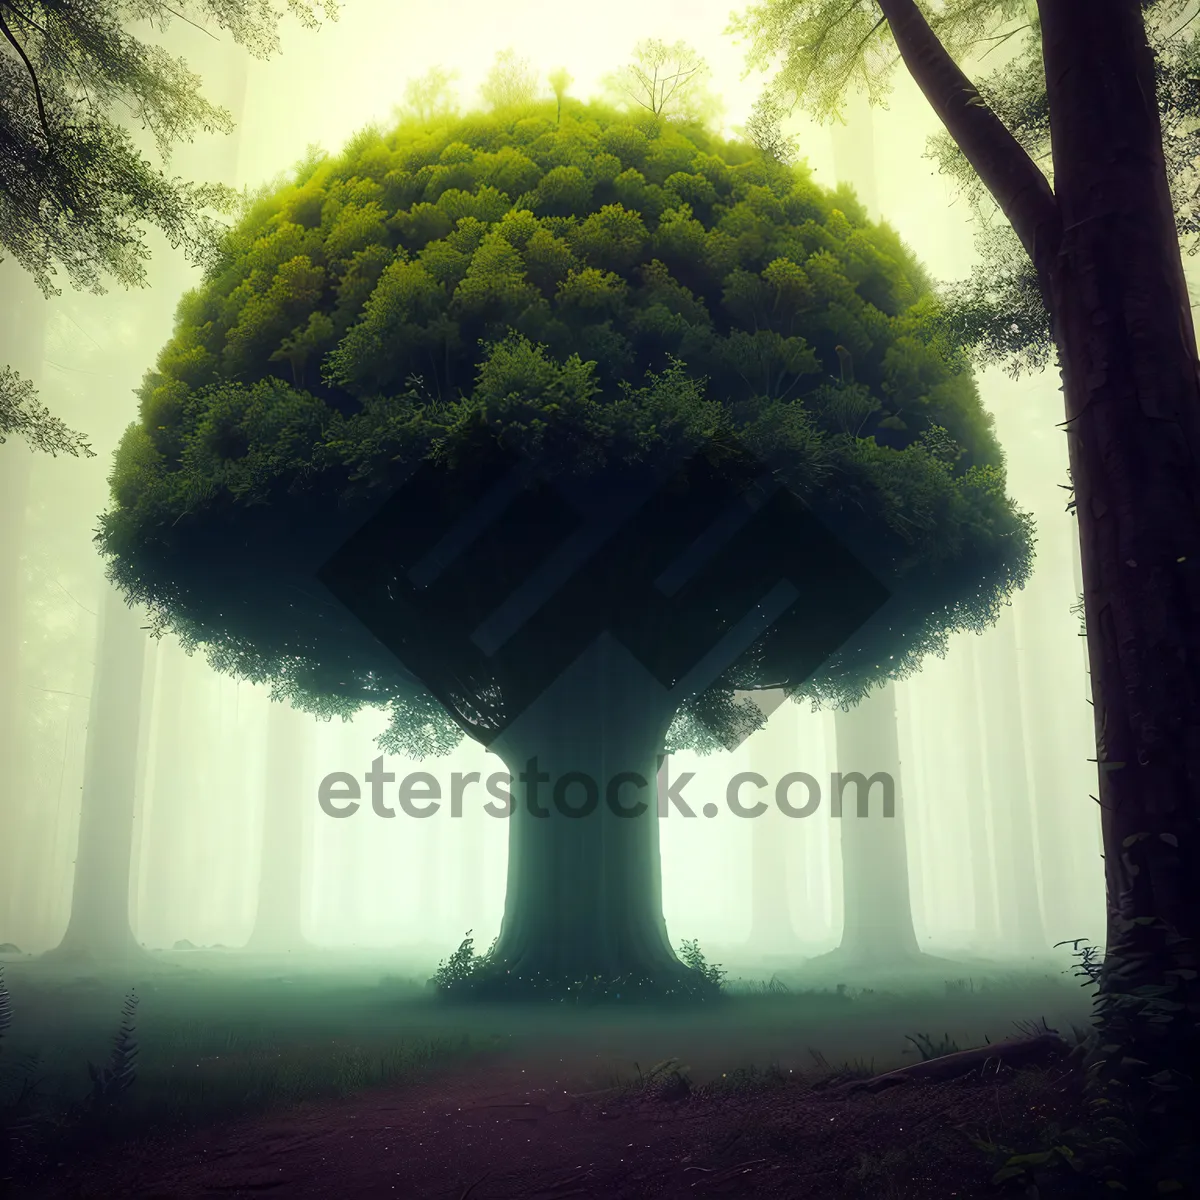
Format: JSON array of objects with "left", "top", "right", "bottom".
[
  {"left": 99, "top": 99, "right": 1033, "bottom": 998},
  {"left": 431, "top": 931, "right": 727, "bottom": 1003}
]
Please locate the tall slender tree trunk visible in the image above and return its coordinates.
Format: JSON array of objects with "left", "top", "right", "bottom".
[
  {"left": 0, "top": 267, "right": 45, "bottom": 935},
  {"left": 962, "top": 640, "right": 1000, "bottom": 950},
  {"left": 801, "top": 710, "right": 833, "bottom": 944},
  {"left": 747, "top": 693, "right": 799, "bottom": 951},
  {"left": 830, "top": 681, "right": 920, "bottom": 960},
  {"left": 416, "top": 810, "right": 442, "bottom": 945},
  {"left": 126, "top": 635, "right": 158, "bottom": 942},
  {"left": 894, "top": 682, "right": 929, "bottom": 940},
  {"left": 1014, "top": 560, "right": 1099, "bottom": 944},
  {"left": 138, "top": 639, "right": 193, "bottom": 946},
  {"left": 246, "top": 701, "right": 311, "bottom": 952},
  {"left": 824, "top": 61, "right": 922, "bottom": 967},
  {"left": 973, "top": 608, "right": 1047, "bottom": 954},
  {"left": 42, "top": 583, "right": 149, "bottom": 963},
  {"left": 1070, "top": 519, "right": 1105, "bottom": 875},
  {"left": 457, "top": 767, "right": 487, "bottom": 942},
  {"left": 1034, "top": 0, "right": 1200, "bottom": 1094},
  {"left": 875, "top": 0, "right": 1200, "bottom": 1114}
]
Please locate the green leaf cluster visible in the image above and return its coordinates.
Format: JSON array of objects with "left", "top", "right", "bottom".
[{"left": 100, "top": 99, "right": 1033, "bottom": 752}]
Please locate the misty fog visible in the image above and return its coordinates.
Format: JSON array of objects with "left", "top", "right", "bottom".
[{"left": 0, "top": 0, "right": 1107, "bottom": 977}]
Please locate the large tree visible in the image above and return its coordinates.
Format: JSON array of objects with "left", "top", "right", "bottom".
[
  {"left": 97, "top": 98, "right": 1031, "bottom": 998},
  {"left": 731, "top": 0, "right": 1200, "bottom": 1166},
  {"left": 0, "top": 0, "right": 337, "bottom": 454}
]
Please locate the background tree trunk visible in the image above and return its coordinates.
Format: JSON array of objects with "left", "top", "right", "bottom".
[
  {"left": 126, "top": 635, "right": 158, "bottom": 942},
  {"left": 246, "top": 700, "right": 312, "bottom": 952},
  {"left": 973, "top": 608, "right": 1047, "bottom": 955},
  {"left": 43, "top": 583, "right": 149, "bottom": 963},
  {"left": 962, "top": 640, "right": 1000, "bottom": 951},
  {"left": 457, "top": 767, "right": 487, "bottom": 945},
  {"left": 416, "top": 807, "right": 442, "bottom": 948},
  {"left": 0, "top": 266, "right": 43, "bottom": 938},
  {"left": 832, "top": 681, "right": 920, "bottom": 960},
  {"left": 746, "top": 692, "right": 800, "bottom": 951},
  {"left": 137, "top": 639, "right": 204, "bottom": 947}
]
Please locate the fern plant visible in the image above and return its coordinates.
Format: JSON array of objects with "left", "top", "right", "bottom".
[
  {"left": 0, "top": 968, "right": 44, "bottom": 1188},
  {"left": 84, "top": 990, "right": 139, "bottom": 1117}
]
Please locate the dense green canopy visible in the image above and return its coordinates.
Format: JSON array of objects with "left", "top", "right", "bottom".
[{"left": 100, "top": 99, "right": 1033, "bottom": 755}]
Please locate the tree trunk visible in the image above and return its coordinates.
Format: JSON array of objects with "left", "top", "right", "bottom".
[
  {"left": 0, "top": 267, "right": 44, "bottom": 933},
  {"left": 828, "top": 86, "right": 923, "bottom": 963},
  {"left": 797, "top": 708, "right": 834, "bottom": 943},
  {"left": 1070, "top": 518, "right": 1105, "bottom": 876},
  {"left": 416, "top": 809, "right": 442, "bottom": 945},
  {"left": 43, "top": 583, "right": 149, "bottom": 963},
  {"left": 893, "top": 682, "right": 928, "bottom": 939},
  {"left": 246, "top": 700, "right": 311, "bottom": 952},
  {"left": 747, "top": 693, "right": 799, "bottom": 951},
  {"left": 962, "top": 639, "right": 1000, "bottom": 949},
  {"left": 485, "top": 632, "right": 690, "bottom": 990},
  {"left": 1013, "top": 552, "right": 1101, "bottom": 944},
  {"left": 457, "top": 767, "right": 487, "bottom": 941},
  {"left": 831, "top": 681, "right": 920, "bottom": 960},
  {"left": 1037, "top": 0, "right": 1200, "bottom": 1093},
  {"left": 862, "top": 0, "right": 1200, "bottom": 1108},
  {"left": 973, "top": 608, "right": 1047, "bottom": 954},
  {"left": 127, "top": 634, "right": 158, "bottom": 942},
  {"left": 137, "top": 638, "right": 198, "bottom": 946}
]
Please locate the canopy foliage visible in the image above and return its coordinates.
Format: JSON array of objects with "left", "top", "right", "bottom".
[
  {"left": 100, "top": 98, "right": 1033, "bottom": 756},
  {"left": 729, "top": 0, "right": 1200, "bottom": 377}
]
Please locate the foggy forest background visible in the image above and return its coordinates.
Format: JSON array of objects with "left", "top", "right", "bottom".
[{"left": 0, "top": 0, "right": 1120, "bottom": 969}]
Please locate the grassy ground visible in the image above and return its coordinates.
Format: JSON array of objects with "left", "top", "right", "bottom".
[{"left": 0, "top": 946, "right": 1098, "bottom": 1193}]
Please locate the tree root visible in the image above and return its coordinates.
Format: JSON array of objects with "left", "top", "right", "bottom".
[{"left": 837, "top": 1032, "right": 1071, "bottom": 1093}]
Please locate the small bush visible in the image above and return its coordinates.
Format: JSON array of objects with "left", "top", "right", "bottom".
[
  {"left": 430, "top": 931, "right": 493, "bottom": 992},
  {"left": 677, "top": 939, "right": 726, "bottom": 988},
  {"left": 429, "top": 933, "right": 727, "bottom": 1003}
]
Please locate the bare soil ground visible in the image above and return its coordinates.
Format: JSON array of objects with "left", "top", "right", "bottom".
[{"left": 15, "top": 1045, "right": 1083, "bottom": 1199}]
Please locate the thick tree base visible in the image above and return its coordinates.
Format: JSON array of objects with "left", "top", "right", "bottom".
[
  {"left": 38, "top": 937, "right": 158, "bottom": 971},
  {"left": 431, "top": 955, "right": 724, "bottom": 1006},
  {"left": 789, "top": 946, "right": 982, "bottom": 990}
]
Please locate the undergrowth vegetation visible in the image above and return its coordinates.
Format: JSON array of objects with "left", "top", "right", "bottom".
[
  {"left": 1, "top": 967, "right": 141, "bottom": 1187},
  {"left": 964, "top": 939, "right": 1198, "bottom": 1197},
  {"left": 0, "top": 965, "right": 476, "bottom": 1189},
  {"left": 430, "top": 930, "right": 727, "bottom": 1002}
]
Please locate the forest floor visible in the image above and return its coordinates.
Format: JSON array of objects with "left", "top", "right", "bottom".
[
  {"left": 0, "top": 948, "right": 1105, "bottom": 1198},
  {"left": 10, "top": 1037, "right": 1085, "bottom": 1199}
]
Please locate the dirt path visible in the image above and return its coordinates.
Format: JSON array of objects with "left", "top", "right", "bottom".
[{"left": 18, "top": 1049, "right": 1079, "bottom": 1199}]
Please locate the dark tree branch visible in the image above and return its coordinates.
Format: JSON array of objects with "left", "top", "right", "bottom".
[
  {"left": 0, "top": 7, "right": 53, "bottom": 144},
  {"left": 874, "top": 0, "right": 1061, "bottom": 279}
]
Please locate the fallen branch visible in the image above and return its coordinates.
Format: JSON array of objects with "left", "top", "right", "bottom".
[{"left": 836, "top": 1033, "right": 1070, "bottom": 1093}]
